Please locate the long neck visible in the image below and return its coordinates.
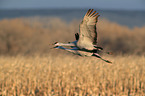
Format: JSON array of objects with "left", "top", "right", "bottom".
[{"left": 58, "top": 42, "right": 75, "bottom": 46}]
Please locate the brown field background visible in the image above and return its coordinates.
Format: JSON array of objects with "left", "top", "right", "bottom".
[
  {"left": 0, "top": 17, "right": 145, "bottom": 95},
  {"left": 0, "top": 17, "right": 145, "bottom": 55}
]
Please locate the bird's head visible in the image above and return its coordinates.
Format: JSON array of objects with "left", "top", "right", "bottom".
[
  {"left": 51, "top": 42, "right": 65, "bottom": 49},
  {"left": 49, "top": 42, "right": 59, "bottom": 46},
  {"left": 49, "top": 42, "right": 60, "bottom": 49},
  {"left": 53, "top": 42, "right": 60, "bottom": 46},
  {"left": 53, "top": 42, "right": 63, "bottom": 48}
]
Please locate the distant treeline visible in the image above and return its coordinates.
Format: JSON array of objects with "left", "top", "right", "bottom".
[{"left": 0, "top": 17, "right": 145, "bottom": 55}]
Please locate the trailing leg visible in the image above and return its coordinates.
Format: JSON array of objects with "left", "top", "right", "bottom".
[{"left": 92, "top": 53, "right": 112, "bottom": 63}]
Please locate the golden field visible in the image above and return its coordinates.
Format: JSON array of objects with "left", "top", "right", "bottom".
[
  {"left": 0, "top": 55, "right": 145, "bottom": 95},
  {"left": 0, "top": 17, "right": 145, "bottom": 95}
]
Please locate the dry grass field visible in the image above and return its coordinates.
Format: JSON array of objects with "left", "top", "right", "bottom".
[
  {"left": 0, "top": 17, "right": 145, "bottom": 95},
  {"left": 0, "top": 17, "right": 145, "bottom": 55},
  {"left": 0, "top": 55, "right": 145, "bottom": 95}
]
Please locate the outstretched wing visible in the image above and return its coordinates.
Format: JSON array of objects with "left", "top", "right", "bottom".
[{"left": 77, "top": 9, "right": 100, "bottom": 50}]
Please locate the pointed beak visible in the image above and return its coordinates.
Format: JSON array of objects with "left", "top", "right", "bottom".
[
  {"left": 49, "top": 46, "right": 58, "bottom": 49},
  {"left": 49, "top": 42, "right": 59, "bottom": 49},
  {"left": 49, "top": 43, "right": 56, "bottom": 49},
  {"left": 49, "top": 42, "right": 58, "bottom": 45}
]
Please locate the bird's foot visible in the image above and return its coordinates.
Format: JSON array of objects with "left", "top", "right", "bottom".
[
  {"left": 104, "top": 60, "right": 112, "bottom": 63},
  {"left": 93, "top": 45, "right": 103, "bottom": 50}
]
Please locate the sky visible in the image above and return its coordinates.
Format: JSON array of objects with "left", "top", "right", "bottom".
[{"left": 0, "top": 0, "right": 145, "bottom": 10}]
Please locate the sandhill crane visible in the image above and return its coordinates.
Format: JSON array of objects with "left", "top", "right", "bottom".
[{"left": 53, "top": 9, "right": 112, "bottom": 63}]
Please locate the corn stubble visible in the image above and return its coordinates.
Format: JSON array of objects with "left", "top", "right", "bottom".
[{"left": 0, "top": 55, "right": 145, "bottom": 95}]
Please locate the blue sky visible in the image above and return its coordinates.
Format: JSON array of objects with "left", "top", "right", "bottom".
[{"left": 0, "top": 0, "right": 145, "bottom": 10}]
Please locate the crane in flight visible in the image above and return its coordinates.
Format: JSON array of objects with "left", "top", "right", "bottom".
[{"left": 53, "top": 9, "right": 112, "bottom": 63}]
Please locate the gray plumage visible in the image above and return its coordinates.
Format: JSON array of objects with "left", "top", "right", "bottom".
[
  {"left": 77, "top": 9, "right": 99, "bottom": 50},
  {"left": 53, "top": 9, "right": 112, "bottom": 63}
]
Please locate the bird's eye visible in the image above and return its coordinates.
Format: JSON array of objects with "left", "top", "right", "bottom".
[{"left": 54, "top": 42, "right": 58, "bottom": 44}]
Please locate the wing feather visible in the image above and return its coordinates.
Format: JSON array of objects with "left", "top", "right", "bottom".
[{"left": 77, "top": 9, "right": 100, "bottom": 50}]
